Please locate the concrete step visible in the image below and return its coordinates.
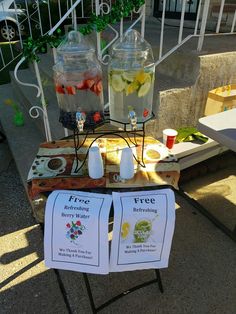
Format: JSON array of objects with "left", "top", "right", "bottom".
[
  {"left": 156, "top": 72, "right": 192, "bottom": 92},
  {"left": 156, "top": 49, "right": 200, "bottom": 85},
  {"left": 10, "top": 68, "right": 65, "bottom": 140},
  {"left": 152, "top": 34, "right": 236, "bottom": 136},
  {"left": 0, "top": 84, "right": 45, "bottom": 185},
  {"left": 154, "top": 33, "right": 236, "bottom": 85},
  {"left": 32, "top": 51, "right": 55, "bottom": 85}
]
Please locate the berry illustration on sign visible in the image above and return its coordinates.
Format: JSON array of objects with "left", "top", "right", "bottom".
[{"left": 66, "top": 220, "right": 86, "bottom": 245}]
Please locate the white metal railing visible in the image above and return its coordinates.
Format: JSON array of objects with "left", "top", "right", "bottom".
[
  {"left": 1, "top": 0, "right": 236, "bottom": 141},
  {"left": 0, "top": 0, "right": 93, "bottom": 72},
  {"left": 157, "top": 0, "right": 236, "bottom": 61},
  {"left": 12, "top": 0, "right": 145, "bottom": 141},
  {"left": 2, "top": 0, "right": 236, "bottom": 72},
  {"left": 13, "top": 0, "right": 86, "bottom": 141}
]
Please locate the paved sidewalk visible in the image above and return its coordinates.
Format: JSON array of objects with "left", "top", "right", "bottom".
[
  {"left": 0, "top": 140, "right": 68, "bottom": 313},
  {"left": 1, "top": 138, "right": 236, "bottom": 314}
]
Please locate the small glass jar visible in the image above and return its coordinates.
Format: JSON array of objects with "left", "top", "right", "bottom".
[
  {"left": 108, "top": 29, "right": 155, "bottom": 127},
  {"left": 53, "top": 31, "right": 104, "bottom": 131}
]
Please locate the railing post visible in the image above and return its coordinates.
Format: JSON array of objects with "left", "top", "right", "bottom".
[
  {"left": 52, "top": 47, "right": 69, "bottom": 138},
  {"left": 95, "top": 0, "right": 102, "bottom": 61},
  {"left": 197, "top": 0, "right": 210, "bottom": 52},
  {"left": 216, "top": 0, "right": 225, "bottom": 34},
  {"left": 0, "top": 48, "right": 6, "bottom": 67},
  {"left": 178, "top": 0, "right": 187, "bottom": 44},
  {"left": 231, "top": 10, "right": 236, "bottom": 33},
  {"left": 159, "top": 0, "right": 166, "bottom": 59},
  {"left": 36, "top": 0, "right": 43, "bottom": 36},
  {"left": 120, "top": 17, "right": 124, "bottom": 40},
  {"left": 141, "top": 4, "right": 146, "bottom": 39},
  {"left": 194, "top": 0, "right": 203, "bottom": 35},
  {"left": 24, "top": 0, "right": 33, "bottom": 38},
  {"left": 33, "top": 61, "right": 52, "bottom": 141},
  {"left": 73, "top": 8, "right": 77, "bottom": 31},
  {"left": 13, "top": 0, "right": 23, "bottom": 49}
]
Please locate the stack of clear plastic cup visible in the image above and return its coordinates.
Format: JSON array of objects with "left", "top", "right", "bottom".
[
  {"left": 88, "top": 146, "right": 104, "bottom": 179},
  {"left": 120, "top": 147, "right": 134, "bottom": 180}
]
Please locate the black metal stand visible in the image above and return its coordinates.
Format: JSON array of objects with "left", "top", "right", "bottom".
[
  {"left": 67, "top": 114, "right": 155, "bottom": 173},
  {"left": 83, "top": 269, "right": 163, "bottom": 314},
  {"left": 0, "top": 130, "right": 6, "bottom": 143}
]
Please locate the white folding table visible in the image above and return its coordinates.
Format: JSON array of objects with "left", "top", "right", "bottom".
[
  {"left": 198, "top": 109, "right": 236, "bottom": 153},
  {"left": 187, "top": 109, "right": 236, "bottom": 241}
]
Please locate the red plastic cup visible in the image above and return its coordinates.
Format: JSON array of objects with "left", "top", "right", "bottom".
[{"left": 163, "top": 129, "right": 178, "bottom": 149}]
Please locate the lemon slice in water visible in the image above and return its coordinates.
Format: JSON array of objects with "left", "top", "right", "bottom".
[
  {"left": 122, "top": 72, "right": 136, "bottom": 82},
  {"left": 125, "top": 81, "right": 139, "bottom": 96},
  {"left": 111, "top": 74, "right": 126, "bottom": 92},
  {"left": 135, "top": 71, "right": 152, "bottom": 84},
  {"left": 138, "top": 81, "right": 151, "bottom": 97}
]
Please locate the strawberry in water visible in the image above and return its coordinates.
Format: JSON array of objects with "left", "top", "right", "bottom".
[
  {"left": 143, "top": 108, "right": 149, "bottom": 118},
  {"left": 55, "top": 84, "right": 65, "bottom": 94},
  {"left": 96, "top": 80, "right": 103, "bottom": 96},
  {"left": 85, "top": 79, "right": 95, "bottom": 89},
  {"left": 90, "top": 83, "right": 97, "bottom": 94},
  {"left": 93, "top": 112, "right": 102, "bottom": 123},
  {"left": 66, "top": 86, "right": 76, "bottom": 95},
  {"left": 90, "top": 80, "right": 103, "bottom": 96},
  {"left": 76, "top": 81, "right": 87, "bottom": 90}
]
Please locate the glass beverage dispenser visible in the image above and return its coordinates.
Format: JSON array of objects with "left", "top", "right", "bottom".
[
  {"left": 108, "top": 29, "right": 155, "bottom": 128},
  {"left": 53, "top": 31, "right": 104, "bottom": 131}
]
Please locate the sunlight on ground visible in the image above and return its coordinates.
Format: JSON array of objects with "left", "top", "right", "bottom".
[
  {"left": 0, "top": 225, "right": 38, "bottom": 247},
  {"left": 0, "top": 225, "right": 48, "bottom": 292},
  {"left": 0, "top": 258, "right": 47, "bottom": 292},
  {"left": 186, "top": 174, "right": 236, "bottom": 204},
  {"left": 175, "top": 202, "right": 180, "bottom": 210}
]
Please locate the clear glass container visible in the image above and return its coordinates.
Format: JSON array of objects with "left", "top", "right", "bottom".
[
  {"left": 108, "top": 29, "right": 155, "bottom": 127},
  {"left": 53, "top": 31, "right": 104, "bottom": 130}
]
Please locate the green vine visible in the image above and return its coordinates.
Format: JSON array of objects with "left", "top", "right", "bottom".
[
  {"left": 23, "top": 29, "right": 63, "bottom": 62},
  {"left": 22, "top": 0, "right": 145, "bottom": 62},
  {"left": 79, "top": 0, "right": 145, "bottom": 35}
]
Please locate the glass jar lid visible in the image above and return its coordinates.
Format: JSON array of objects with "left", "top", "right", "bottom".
[
  {"left": 111, "top": 29, "right": 154, "bottom": 59},
  {"left": 57, "top": 30, "right": 95, "bottom": 58}
]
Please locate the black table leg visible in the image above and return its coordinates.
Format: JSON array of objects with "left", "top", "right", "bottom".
[
  {"left": 83, "top": 270, "right": 164, "bottom": 313},
  {"left": 0, "top": 130, "right": 6, "bottom": 143}
]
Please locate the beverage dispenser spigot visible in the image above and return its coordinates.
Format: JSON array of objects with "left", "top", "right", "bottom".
[
  {"left": 128, "top": 109, "right": 137, "bottom": 130},
  {"left": 76, "top": 111, "right": 86, "bottom": 132}
]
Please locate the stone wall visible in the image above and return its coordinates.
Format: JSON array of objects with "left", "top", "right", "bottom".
[{"left": 147, "top": 51, "right": 236, "bottom": 137}]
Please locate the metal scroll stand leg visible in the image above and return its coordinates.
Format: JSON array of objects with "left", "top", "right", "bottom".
[
  {"left": 83, "top": 269, "right": 164, "bottom": 314},
  {"left": 0, "top": 130, "right": 6, "bottom": 143}
]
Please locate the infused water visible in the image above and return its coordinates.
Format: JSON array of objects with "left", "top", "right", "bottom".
[
  {"left": 109, "top": 67, "right": 155, "bottom": 125},
  {"left": 108, "top": 29, "right": 155, "bottom": 128}
]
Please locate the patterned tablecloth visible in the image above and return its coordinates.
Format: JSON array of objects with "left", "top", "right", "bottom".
[{"left": 27, "top": 136, "right": 180, "bottom": 201}]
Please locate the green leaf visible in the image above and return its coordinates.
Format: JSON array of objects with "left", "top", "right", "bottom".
[{"left": 176, "top": 127, "right": 208, "bottom": 143}]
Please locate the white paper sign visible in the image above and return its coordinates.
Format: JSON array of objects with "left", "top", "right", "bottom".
[
  {"left": 44, "top": 190, "right": 112, "bottom": 274},
  {"left": 110, "top": 189, "right": 175, "bottom": 272}
]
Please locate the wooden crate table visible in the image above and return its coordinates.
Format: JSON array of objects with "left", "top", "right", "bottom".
[{"left": 27, "top": 136, "right": 180, "bottom": 223}]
